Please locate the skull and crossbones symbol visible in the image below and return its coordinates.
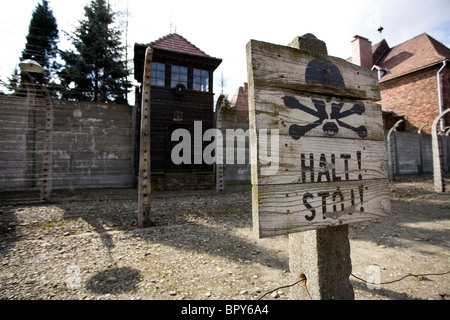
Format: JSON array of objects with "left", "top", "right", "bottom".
[{"left": 284, "top": 96, "right": 368, "bottom": 140}]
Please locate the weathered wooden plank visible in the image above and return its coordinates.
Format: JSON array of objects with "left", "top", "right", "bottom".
[
  {"left": 247, "top": 35, "right": 390, "bottom": 239},
  {"left": 252, "top": 90, "right": 384, "bottom": 141},
  {"left": 253, "top": 179, "right": 391, "bottom": 238},
  {"left": 40, "top": 86, "right": 53, "bottom": 201},
  {"left": 138, "top": 47, "right": 153, "bottom": 228},
  {"left": 246, "top": 39, "right": 381, "bottom": 101},
  {"left": 256, "top": 135, "right": 387, "bottom": 185}
]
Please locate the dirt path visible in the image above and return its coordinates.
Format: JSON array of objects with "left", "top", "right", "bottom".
[{"left": 0, "top": 175, "right": 449, "bottom": 300}]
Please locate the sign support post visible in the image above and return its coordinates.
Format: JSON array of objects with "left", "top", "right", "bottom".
[
  {"left": 287, "top": 36, "right": 353, "bottom": 300},
  {"left": 247, "top": 34, "right": 391, "bottom": 300}
]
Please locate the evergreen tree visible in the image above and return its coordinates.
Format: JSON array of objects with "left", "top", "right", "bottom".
[
  {"left": 5, "top": 67, "right": 21, "bottom": 95},
  {"left": 21, "top": 0, "right": 59, "bottom": 85},
  {"left": 60, "top": 0, "right": 130, "bottom": 103}
]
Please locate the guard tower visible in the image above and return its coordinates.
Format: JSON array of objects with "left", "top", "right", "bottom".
[{"left": 134, "top": 34, "right": 222, "bottom": 190}]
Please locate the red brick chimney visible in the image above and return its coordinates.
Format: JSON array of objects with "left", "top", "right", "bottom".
[{"left": 351, "top": 35, "right": 373, "bottom": 69}]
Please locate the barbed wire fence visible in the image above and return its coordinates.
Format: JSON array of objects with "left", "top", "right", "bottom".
[
  {"left": 257, "top": 270, "right": 450, "bottom": 300},
  {"left": 0, "top": 82, "right": 137, "bottom": 202}
]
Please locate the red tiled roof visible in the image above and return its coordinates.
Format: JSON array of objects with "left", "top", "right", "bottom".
[
  {"left": 148, "top": 33, "right": 213, "bottom": 58},
  {"left": 377, "top": 33, "right": 450, "bottom": 81},
  {"left": 133, "top": 34, "right": 221, "bottom": 83}
]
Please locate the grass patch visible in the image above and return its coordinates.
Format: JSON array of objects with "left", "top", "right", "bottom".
[
  {"left": 40, "top": 220, "right": 68, "bottom": 229},
  {"left": 197, "top": 209, "right": 231, "bottom": 215}
]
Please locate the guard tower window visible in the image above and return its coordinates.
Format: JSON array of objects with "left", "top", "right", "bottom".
[
  {"left": 151, "top": 62, "right": 166, "bottom": 86},
  {"left": 171, "top": 65, "right": 188, "bottom": 88},
  {"left": 193, "top": 68, "right": 209, "bottom": 92}
]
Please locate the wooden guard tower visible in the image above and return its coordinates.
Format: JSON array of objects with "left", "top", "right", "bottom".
[{"left": 134, "top": 34, "right": 222, "bottom": 190}]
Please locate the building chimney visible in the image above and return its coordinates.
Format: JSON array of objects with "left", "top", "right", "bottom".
[
  {"left": 243, "top": 82, "right": 248, "bottom": 94},
  {"left": 352, "top": 35, "right": 373, "bottom": 69}
]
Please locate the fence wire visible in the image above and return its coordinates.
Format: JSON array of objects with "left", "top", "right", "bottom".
[
  {"left": 257, "top": 270, "right": 450, "bottom": 300},
  {"left": 0, "top": 91, "right": 135, "bottom": 200}
]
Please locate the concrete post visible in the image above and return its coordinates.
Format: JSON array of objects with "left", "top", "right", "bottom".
[
  {"left": 417, "top": 124, "right": 428, "bottom": 175},
  {"left": 432, "top": 109, "right": 450, "bottom": 192},
  {"left": 387, "top": 120, "right": 403, "bottom": 181},
  {"left": 289, "top": 225, "right": 354, "bottom": 300},
  {"left": 446, "top": 129, "right": 450, "bottom": 173},
  {"left": 40, "top": 85, "right": 53, "bottom": 201},
  {"left": 215, "top": 95, "right": 225, "bottom": 193},
  {"left": 287, "top": 34, "right": 354, "bottom": 300}
]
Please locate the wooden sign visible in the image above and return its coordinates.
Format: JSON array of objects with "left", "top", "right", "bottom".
[{"left": 247, "top": 39, "right": 391, "bottom": 238}]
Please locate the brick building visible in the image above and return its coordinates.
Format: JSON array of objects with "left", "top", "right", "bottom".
[
  {"left": 349, "top": 33, "right": 450, "bottom": 134},
  {"left": 229, "top": 82, "right": 249, "bottom": 116}
]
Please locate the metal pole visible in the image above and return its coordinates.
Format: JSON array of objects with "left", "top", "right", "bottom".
[{"left": 437, "top": 61, "right": 447, "bottom": 132}]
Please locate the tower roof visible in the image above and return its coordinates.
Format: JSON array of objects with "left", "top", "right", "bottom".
[
  {"left": 148, "top": 33, "right": 212, "bottom": 58},
  {"left": 136, "top": 33, "right": 219, "bottom": 59},
  {"left": 134, "top": 33, "right": 222, "bottom": 82}
]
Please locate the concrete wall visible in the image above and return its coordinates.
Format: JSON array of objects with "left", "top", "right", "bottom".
[
  {"left": 0, "top": 96, "right": 135, "bottom": 190},
  {"left": 386, "top": 130, "right": 450, "bottom": 175},
  {"left": 0, "top": 96, "right": 31, "bottom": 188},
  {"left": 1, "top": 95, "right": 448, "bottom": 191},
  {"left": 218, "top": 111, "right": 450, "bottom": 185},
  {"left": 220, "top": 110, "right": 251, "bottom": 184},
  {"left": 217, "top": 120, "right": 450, "bottom": 184}
]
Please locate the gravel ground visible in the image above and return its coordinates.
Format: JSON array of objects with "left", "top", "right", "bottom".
[{"left": 0, "top": 175, "right": 449, "bottom": 300}]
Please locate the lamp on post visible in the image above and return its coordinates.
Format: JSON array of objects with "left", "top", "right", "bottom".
[
  {"left": 19, "top": 59, "right": 45, "bottom": 74},
  {"left": 19, "top": 58, "right": 53, "bottom": 201}
]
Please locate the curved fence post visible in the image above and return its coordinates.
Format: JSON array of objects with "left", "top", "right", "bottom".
[
  {"left": 432, "top": 109, "right": 450, "bottom": 192},
  {"left": 387, "top": 120, "right": 403, "bottom": 181}
]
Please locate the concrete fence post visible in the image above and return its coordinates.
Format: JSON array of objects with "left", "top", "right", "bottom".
[
  {"left": 432, "top": 109, "right": 450, "bottom": 192},
  {"left": 417, "top": 124, "right": 428, "bottom": 175},
  {"left": 387, "top": 120, "right": 403, "bottom": 181}
]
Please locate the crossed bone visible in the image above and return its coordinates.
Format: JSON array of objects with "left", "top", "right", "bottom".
[{"left": 284, "top": 96, "right": 368, "bottom": 140}]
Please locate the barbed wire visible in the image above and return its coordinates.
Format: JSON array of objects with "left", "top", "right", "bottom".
[
  {"left": 257, "top": 270, "right": 450, "bottom": 300},
  {"left": 351, "top": 270, "right": 450, "bottom": 286},
  {"left": 257, "top": 274, "right": 310, "bottom": 300}
]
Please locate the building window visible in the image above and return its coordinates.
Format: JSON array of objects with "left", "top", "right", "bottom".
[
  {"left": 151, "top": 62, "right": 165, "bottom": 86},
  {"left": 173, "top": 110, "right": 183, "bottom": 121},
  {"left": 193, "top": 68, "right": 209, "bottom": 92},
  {"left": 171, "top": 65, "right": 188, "bottom": 88}
]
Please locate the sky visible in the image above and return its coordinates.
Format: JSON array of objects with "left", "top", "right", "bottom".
[{"left": 1, "top": 0, "right": 450, "bottom": 104}]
